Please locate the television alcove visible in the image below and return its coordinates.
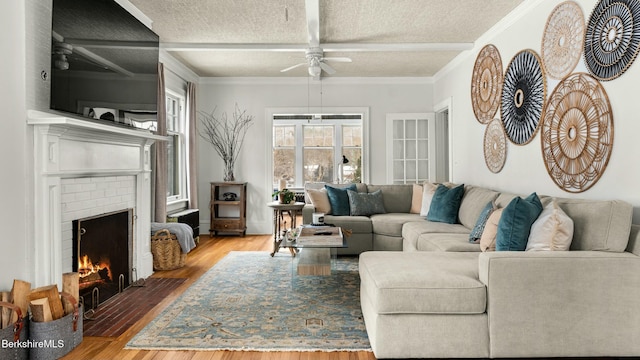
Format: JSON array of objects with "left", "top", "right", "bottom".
[{"left": 50, "top": 0, "right": 159, "bottom": 130}]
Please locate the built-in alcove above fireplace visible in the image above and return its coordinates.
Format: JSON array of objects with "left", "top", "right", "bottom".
[{"left": 27, "top": 109, "right": 167, "bottom": 289}]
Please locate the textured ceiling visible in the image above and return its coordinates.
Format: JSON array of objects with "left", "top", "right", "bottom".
[{"left": 129, "top": 0, "right": 525, "bottom": 77}]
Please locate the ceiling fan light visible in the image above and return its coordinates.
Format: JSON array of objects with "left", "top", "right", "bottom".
[
  {"left": 54, "top": 53, "right": 69, "bottom": 70},
  {"left": 308, "top": 65, "right": 321, "bottom": 77}
]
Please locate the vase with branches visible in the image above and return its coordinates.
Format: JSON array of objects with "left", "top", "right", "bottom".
[{"left": 199, "top": 104, "right": 254, "bottom": 182}]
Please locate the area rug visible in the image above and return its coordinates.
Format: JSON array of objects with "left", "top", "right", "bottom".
[
  {"left": 83, "top": 277, "right": 187, "bottom": 337},
  {"left": 125, "top": 251, "right": 371, "bottom": 352}
]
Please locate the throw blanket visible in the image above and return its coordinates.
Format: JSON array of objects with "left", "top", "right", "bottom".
[{"left": 150, "top": 222, "right": 196, "bottom": 254}]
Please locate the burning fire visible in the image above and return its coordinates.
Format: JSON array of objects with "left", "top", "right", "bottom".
[{"left": 78, "top": 255, "right": 112, "bottom": 282}]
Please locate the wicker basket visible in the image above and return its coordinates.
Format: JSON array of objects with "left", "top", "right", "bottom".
[{"left": 151, "top": 229, "right": 186, "bottom": 270}]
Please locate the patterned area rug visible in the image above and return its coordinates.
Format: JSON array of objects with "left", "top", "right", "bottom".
[{"left": 126, "top": 251, "right": 371, "bottom": 352}]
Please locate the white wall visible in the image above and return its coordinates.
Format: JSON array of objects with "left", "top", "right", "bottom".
[
  {"left": 435, "top": 0, "right": 640, "bottom": 223},
  {"left": 0, "top": 1, "right": 29, "bottom": 290},
  {"left": 197, "top": 78, "right": 433, "bottom": 234}
]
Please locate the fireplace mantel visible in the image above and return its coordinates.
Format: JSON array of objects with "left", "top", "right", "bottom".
[
  {"left": 27, "top": 109, "right": 166, "bottom": 145},
  {"left": 28, "top": 109, "right": 166, "bottom": 288}
]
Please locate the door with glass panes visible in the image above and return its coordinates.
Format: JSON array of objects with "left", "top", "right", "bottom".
[{"left": 386, "top": 113, "right": 436, "bottom": 184}]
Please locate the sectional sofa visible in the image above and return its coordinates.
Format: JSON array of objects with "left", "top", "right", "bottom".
[
  {"left": 303, "top": 183, "right": 422, "bottom": 253},
  {"left": 301, "top": 182, "right": 640, "bottom": 358}
]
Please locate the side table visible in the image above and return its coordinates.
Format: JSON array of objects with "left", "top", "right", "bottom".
[{"left": 267, "top": 201, "right": 305, "bottom": 257}]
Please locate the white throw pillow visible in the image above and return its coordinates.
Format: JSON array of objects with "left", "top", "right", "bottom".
[
  {"left": 419, "top": 182, "right": 439, "bottom": 217},
  {"left": 526, "top": 200, "right": 574, "bottom": 251},
  {"left": 306, "top": 188, "right": 331, "bottom": 214},
  {"left": 410, "top": 184, "right": 423, "bottom": 214},
  {"left": 480, "top": 208, "right": 503, "bottom": 252}
]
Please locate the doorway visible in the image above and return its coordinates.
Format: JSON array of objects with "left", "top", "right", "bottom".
[{"left": 434, "top": 98, "right": 452, "bottom": 183}]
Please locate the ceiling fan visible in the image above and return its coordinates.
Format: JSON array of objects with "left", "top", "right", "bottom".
[
  {"left": 280, "top": 47, "right": 351, "bottom": 77},
  {"left": 280, "top": 0, "right": 351, "bottom": 78}
]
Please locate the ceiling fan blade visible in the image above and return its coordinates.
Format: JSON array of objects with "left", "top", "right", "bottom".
[
  {"left": 280, "top": 62, "right": 307, "bottom": 72},
  {"left": 322, "top": 57, "right": 352, "bottom": 63},
  {"left": 319, "top": 61, "right": 336, "bottom": 75},
  {"left": 305, "top": 0, "right": 320, "bottom": 48}
]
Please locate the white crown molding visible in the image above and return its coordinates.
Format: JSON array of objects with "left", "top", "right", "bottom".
[
  {"left": 160, "top": 50, "right": 199, "bottom": 84},
  {"left": 433, "top": 0, "right": 547, "bottom": 83},
  {"left": 114, "top": 0, "right": 153, "bottom": 29},
  {"left": 199, "top": 76, "right": 433, "bottom": 85}
]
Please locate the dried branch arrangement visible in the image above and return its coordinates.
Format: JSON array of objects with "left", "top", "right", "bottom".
[{"left": 199, "top": 104, "right": 254, "bottom": 181}]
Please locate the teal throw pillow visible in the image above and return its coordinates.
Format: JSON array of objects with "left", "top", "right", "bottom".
[
  {"left": 469, "top": 200, "right": 496, "bottom": 243},
  {"left": 347, "top": 189, "right": 386, "bottom": 216},
  {"left": 427, "top": 184, "right": 465, "bottom": 224},
  {"left": 496, "top": 192, "right": 543, "bottom": 251},
  {"left": 325, "top": 184, "right": 357, "bottom": 216}
]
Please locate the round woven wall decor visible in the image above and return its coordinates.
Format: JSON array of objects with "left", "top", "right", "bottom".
[
  {"left": 501, "top": 49, "right": 547, "bottom": 145},
  {"left": 542, "top": 1, "right": 585, "bottom": 79},
  {"left": 484, "top": 118, "right": 507, "bottom": 173},
  {"left": 584, "top": 0, "right": 640, "bottom": 81},
  {"left": 541, "top": 73, "right": 613, "bottom": 193},
  {"left": 471, "top": 44, "right": 503, "bottom": 124}
]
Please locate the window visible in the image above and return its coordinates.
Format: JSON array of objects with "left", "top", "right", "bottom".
[
  {"left": 273, "top": 115, "right": 363, "bottom": 189},
  {"left": 166, "top": 91, "right": 186, "bottom": 202},
  {"left": 304, "top": 125, "right": 334, "bottom": 183},
  {"left": 273, "top": 125, "right": 296, "bottom": 186},
  {"left": 341, "top": 125, "right": 363, "bottom": 184}
]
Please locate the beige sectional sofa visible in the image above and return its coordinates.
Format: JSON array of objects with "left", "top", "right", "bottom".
[{"left": 302, "top": 182, "right": 640, "bottom": 358}]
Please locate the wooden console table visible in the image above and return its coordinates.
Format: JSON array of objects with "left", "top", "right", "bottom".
[{"left": 210, "top": 182, "right": 247, "bottom": 236}]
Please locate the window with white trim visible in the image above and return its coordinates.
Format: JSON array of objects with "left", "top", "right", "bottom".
[
  {"left": 273, "top": 114, "right": 363, "bottom": 189},
  {"left": 166, "top": 91, "right": 187, "bottom": 202}
]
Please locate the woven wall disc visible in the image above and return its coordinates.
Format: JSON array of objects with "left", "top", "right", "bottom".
[
  {"left": 501, "top": 49, "right": 547, "bottom": 145},
  {"left": 542, "top": 1, "right": 585, "bottom": 79},
  {"left": 541, "top": 73, "right": 613, "bottom": 193},
  {"left": 471, "top": 44, "right": 503, "bottom": 124},
  {"left": 584, "top": 0, "right": 640, "bottom": 81},
  {"left": 484, "top": 118, "right": 507, "bottom": 173}
]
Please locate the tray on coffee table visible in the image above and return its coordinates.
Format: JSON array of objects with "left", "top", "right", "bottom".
[{"left": 295, "top": 226, "right": 344, "bottom": 247}]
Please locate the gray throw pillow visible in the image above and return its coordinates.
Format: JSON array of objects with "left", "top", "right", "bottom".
[
  {"left": 347, "top": 189, "right": 386, "bottom": 216},
  {"left": 469, "top": 200, "right": 496, "bottom": 243}
]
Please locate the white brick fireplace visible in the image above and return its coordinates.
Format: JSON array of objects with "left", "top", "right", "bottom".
[{"left": 27, "top": 109, "right": 166, "bottom": 288}]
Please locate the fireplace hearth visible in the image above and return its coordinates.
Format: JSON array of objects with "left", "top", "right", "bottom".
[{"left": 73, "top": 209, "right": 133, "bottom": 310}]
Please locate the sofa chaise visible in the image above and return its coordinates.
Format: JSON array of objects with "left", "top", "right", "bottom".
[{"left": 302, "top": 182, "right": 640, "bottom": 358}]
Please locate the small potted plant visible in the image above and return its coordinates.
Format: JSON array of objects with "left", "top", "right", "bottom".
[{"left": 272, "top": 188, "right": 296, "bottom": 204}]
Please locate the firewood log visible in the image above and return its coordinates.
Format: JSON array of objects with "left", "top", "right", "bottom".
[
  {"left": 30, "top": 298, "right": 53, "bottom": 322},
  {"left": 1, "top": 291, "right": 10, "bottom": 329},
  {"left": 10, "top": 279, "right": 31, "bottom": 324},
  {"left": 29, "top": 285, "right": 64, "bottom": 320},
  {"left": 62, "top": 272, "right": 79, "bottom": 315}
]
